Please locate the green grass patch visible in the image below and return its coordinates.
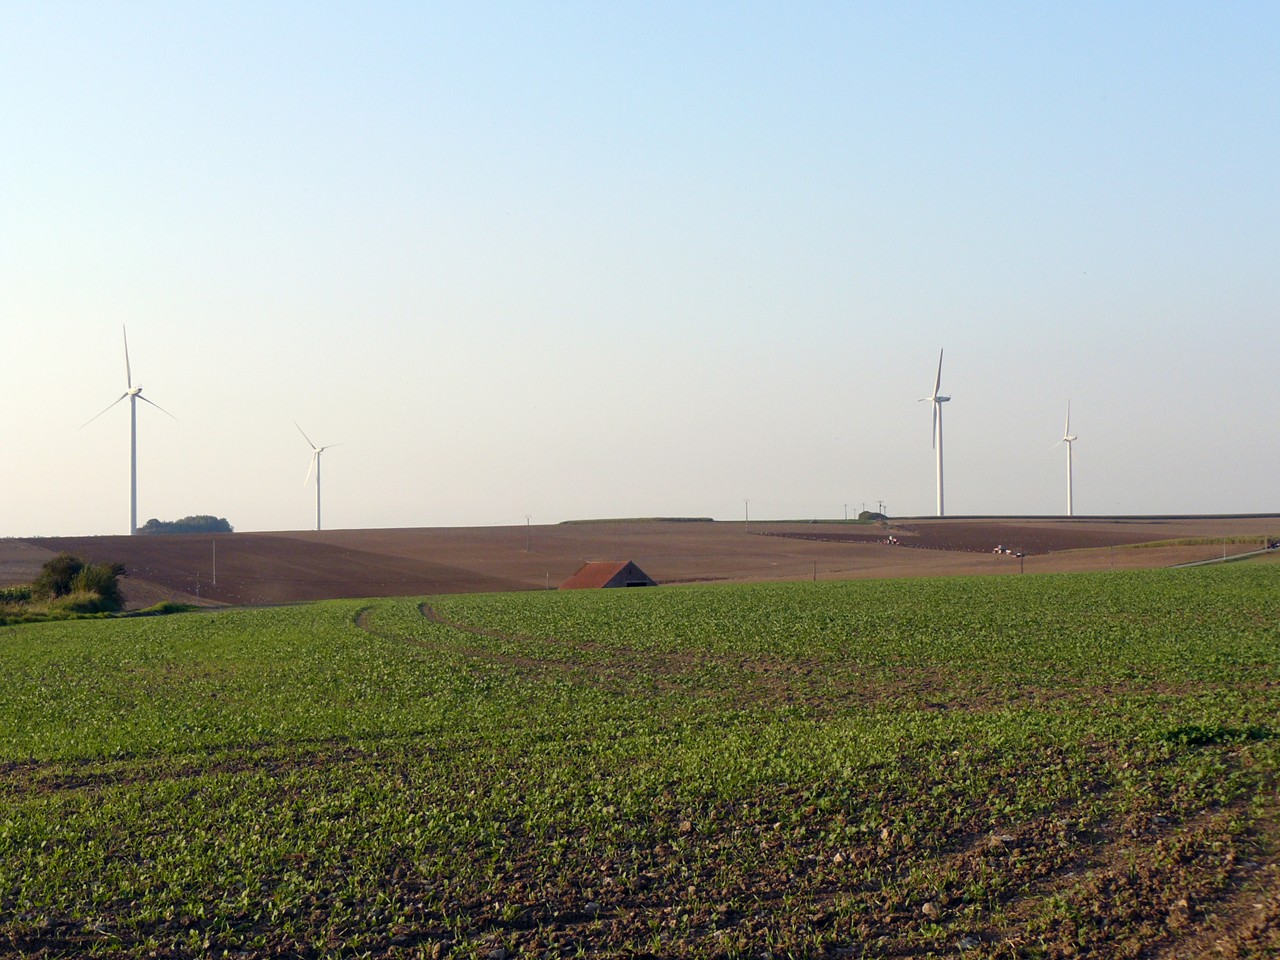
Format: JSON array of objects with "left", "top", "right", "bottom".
[{"left": 1126, "top": 534, "right": 1275, "bottom": 548}]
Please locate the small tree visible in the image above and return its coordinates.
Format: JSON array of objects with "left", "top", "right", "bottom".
[
  {"left": 71, "top": 562, "right": 126, "bottom": 611},
  {"left": 32, "top": 553, "right": 85, "bottom": 599},
  {"left": 32, "top": 554, "right": 126, "bottom": 612}
]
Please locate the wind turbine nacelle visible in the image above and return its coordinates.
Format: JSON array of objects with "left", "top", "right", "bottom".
[{"left": 936, "top": 395, "right": 951, "bottom": 403}]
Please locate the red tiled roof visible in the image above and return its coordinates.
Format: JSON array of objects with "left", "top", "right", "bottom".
[{"left": 559, "top": 560, "right": 633, "bottom": 590}]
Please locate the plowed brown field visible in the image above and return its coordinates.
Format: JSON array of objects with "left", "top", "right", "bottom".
[{"left": 3, "top": 516, "right": 1277, "bottom": 609}]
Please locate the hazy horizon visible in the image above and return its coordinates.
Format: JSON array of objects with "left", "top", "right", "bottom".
[
  {"left": 13, "top": 510, "right": 1280, "bottom": 542},
  {"left": 5, "top": 3, "right": 1278, "bottom": 537}
]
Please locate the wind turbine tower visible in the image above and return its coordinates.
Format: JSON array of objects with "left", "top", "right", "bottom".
[
  {"left": 1057, "top": 402, "right": 1078, "bottom": 517},
  {"left": 83, "top": 326, "right": 175, "bottom": 535},
  {"left": 920, "top": 349, "right": 951, "bottom": 517},
  {"left": 296, "top": 423, "right": 341, "bottom": 531}
]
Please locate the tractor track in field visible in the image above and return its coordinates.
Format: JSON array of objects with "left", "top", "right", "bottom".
[{"left": 0, "top": 734, "right": 464, "bottom": 800}]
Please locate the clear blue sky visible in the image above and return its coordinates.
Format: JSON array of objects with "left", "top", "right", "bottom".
[{"left": 4, "top": 2, "right": 1278, "bottom": 535}]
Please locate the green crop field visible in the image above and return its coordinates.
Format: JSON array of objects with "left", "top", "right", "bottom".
[{"left": 2, "top": 566, "right": 1278, "bottom": 959}]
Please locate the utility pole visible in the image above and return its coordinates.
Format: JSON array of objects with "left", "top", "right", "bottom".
[
  {"left": 525, "top": 515, "right": 531, "bottom": 552},
  {"left": 744, "top": 499, "right": 750, "bottom": 534}
]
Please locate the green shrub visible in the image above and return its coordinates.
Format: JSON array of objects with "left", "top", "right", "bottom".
[
  {"left": 32, "top": 553, "right": 85, "bottom": 599},
  {"left": 31, "top": 554, "right": 125, "bottom": 613},
  {"left": 71, "top": 563, "right": 125, "bottom": 611}
]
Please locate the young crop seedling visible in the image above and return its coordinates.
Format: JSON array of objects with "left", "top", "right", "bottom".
[{"left": 0, "top": 566, "right": 1278, "bottom": 956}]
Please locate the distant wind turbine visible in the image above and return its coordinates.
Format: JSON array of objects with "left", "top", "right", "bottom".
[
  {"left": 1055, "top": 401, "right": 1078, "bottom": 516},
  {"left": 919, "top": 349, "right": 950, "bottom": 517},
  {"left": 82, "top": 326, "right": 176, "bottom": 535},
  {"left": 295, "top": 423, "right": 341, "bottom": 531}
]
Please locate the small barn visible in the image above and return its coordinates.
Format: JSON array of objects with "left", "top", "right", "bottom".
[{"left": 559, "top": 560, "right": 658, "bottom": 590}]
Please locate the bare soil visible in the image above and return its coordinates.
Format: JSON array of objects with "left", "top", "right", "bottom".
[{"left": 2, "top": 516, "right": 1277, "bottom": 609}]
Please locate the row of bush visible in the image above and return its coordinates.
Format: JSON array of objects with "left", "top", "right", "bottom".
[
  {"left": 138, "top": 515, "right": 233, "bottom": 535},
  {"left": 1, "top": 554, "right": 126, "bottom": 623}
]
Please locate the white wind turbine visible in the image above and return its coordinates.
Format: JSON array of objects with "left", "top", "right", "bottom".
[
  {"left": 296, "top": 423, "right": 341, "bottom": 531},
  {"left": 82, "top": 326, "right": 176, "bottom": 535},
  {"left": 1055, "top": 401, "right": 1078, "bottom": 516},
  {"left": 919, "top": 348, "right": 950, "bottom": 517}
]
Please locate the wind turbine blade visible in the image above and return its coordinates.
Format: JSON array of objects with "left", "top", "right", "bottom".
[
  {"left": 303, "top": 451, "right": 318, "bottom": 488},
  {"left": 933, "top": 349, "right": 944, "bottom": 398},
  {"left": 1064, "top": 400, "right": 1071, "bottom": 438},
  {"left": 294, "top": 421, "right": 319, "bottom": 451},
  {"left": 80, "top": 393, "right": 129, "bottom": 428},
  {"left": 931, "top": 402, "right": 938, "bottom": 449},
  {"left": 137, "top": 394, "right": 177, "bottom": 420},
  {"left": 123, "top": 326, "right": 132, "bottom": 389}
]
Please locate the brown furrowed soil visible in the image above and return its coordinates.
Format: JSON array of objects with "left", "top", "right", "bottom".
[{"left": 3, "top": 516, "right": 1278, "bottom": 608}]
